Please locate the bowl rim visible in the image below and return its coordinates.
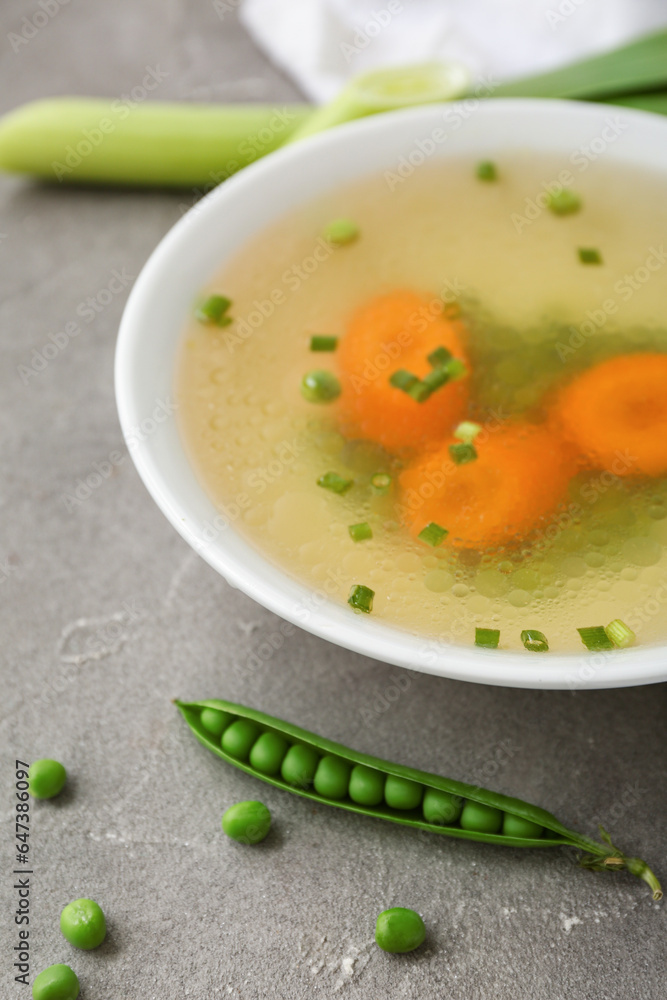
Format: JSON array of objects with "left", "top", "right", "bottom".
[{"left": 115, "top": 97, "right": 667, "bottom": 690}]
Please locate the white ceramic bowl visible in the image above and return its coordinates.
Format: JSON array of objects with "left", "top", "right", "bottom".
[{"left": 116, "top": 98, "right": 667, "bottom": 690}]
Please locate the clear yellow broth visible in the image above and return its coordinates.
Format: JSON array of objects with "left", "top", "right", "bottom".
[{"left": 177, "top": 154, "right": 667, "bottom": 653}]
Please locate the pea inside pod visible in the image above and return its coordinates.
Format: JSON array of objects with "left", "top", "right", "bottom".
[{"left": 175, "top": 698, "right": 662, "bottom": 900}]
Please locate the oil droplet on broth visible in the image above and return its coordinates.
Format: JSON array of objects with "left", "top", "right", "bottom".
[{"left": 177, "top": 154, "right": 667, "bottom": 652}]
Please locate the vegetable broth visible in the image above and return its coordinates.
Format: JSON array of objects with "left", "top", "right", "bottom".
[{"left": 177, "top": 154, "right": 667, "bottom": 653}]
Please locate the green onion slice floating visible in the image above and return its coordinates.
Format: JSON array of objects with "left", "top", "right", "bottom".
[
  {"left": 475, "top": 627, "right": 500, "bottom": 649},
  {"left": 349, "top": 522, "right": 373, "bottom": 542},
  {"left": 449, "top": 442, "right": 477, "bottom": 465},
  {"left": 195, "top": 294, "right": 232, "bottom": 325},
  {"left": 476, "top": 160, "right": 497, "bottom": 181},
  {"left": 407, "top": 380, "right": 432, "bottom": 403},
  {"left": 577, "top": 626, "right": 614, "bottom": 651},
  {"left": 301, "top": 369, "right": 341, "bottom": 403},
  {"left": 322, "top": 218, "right": 359, "bottom": 246},
  {"left": 578, "top": 247, "right": 603, "bottom": 265},
  {"left": 417, "top": 522, "right": 448, "bottom": 547},
  {"left": 310, "top": 335, "right": 338, "bottom": 352},
  {"left": 427, "top": 345, "right": 452, "bottom": 368},
  {"left": 547, "top": 189, "right": 581, "bottom": 216},
  {"left": 521, "top": 629, "right": 549, "bottom": 653},
  {"left": 445, "top": 358, "right": 467, "bottom": 380},
  {"left": 604, "top": 619, "right": 636, "bottom": 648},
  {"left": 348, "top": 584, "right": 374, "bottom": 613},
  {"left": 389, "top": 369, "right": 419, "bottom": 392},
  {"left": 370, "top": 473, "right": 392, "bottom": 494},
  {"left": 390, "top": 353, "right": 467, "bottom": 405},
  {"left": 317, "top": 471, "right": 353, "bottom": 494},
  {"left": 454, "top": 421, "right": 482, "bottom": 443},
  {"left": 421, "top": 367, "right": 450, "bottom": 394}
]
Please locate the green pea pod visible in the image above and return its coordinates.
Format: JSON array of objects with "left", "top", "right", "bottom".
[{"left": 175, "top": 698, "right": 662, "bottom": 900}]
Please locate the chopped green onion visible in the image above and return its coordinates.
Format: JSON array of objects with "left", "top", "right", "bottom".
[
  {"left": 417, "top": 522, "right": 448, "bottom": 547},
  {"left": 449, "top": 442, "right": 477, "bottom": 465},
  {"left": 454, "top": 421, "right": 482, "bottom": 443},
  {"left": 310, "top": 335, "right": 338, "bottom": 352},
  {"left": 475, "top": 627, "right": 500, "bottom": 649},
  {"left": 547, "top": 189, "right": 581, "bottom": 216},
  {"left": 407, "top": 380, "right": 433, "bottom": 403},
  {"left": 476, "top": 160, "right": 497, "bottom": 181},
  {"left": 444, "top": 358, "right": 467, "bottom": 380},
  {"left": 389, "top": 369, "right": 419, "bottom": 392},
  {"left": 348, "top": 521, "right": 373, "bottom": 542},
  {"left": 577, "top": 626, "right": 614, "bottom": 651},
  {"left": 195, "top": 294, "right": 232, "bottom": 325},
  {"left": 348, "top": 584, "right": 374, "bottom": 613},
  {"left": 427, "top": 345, "right": 452, "bottom": 368},
  {"left": 317, "top": 471, "right": 353, "bottom": 494},
  {"left": 604, "top": 619, "right": 636, "bottom": 648},
  {"left": 521, "top": 629, "right": 549, "bottom": 653},
  {"left": 370, "top": 472, "right": 392, "bottom": 494},
  {"left": 301, "top": 369, "right": 341, "bottom": 403},
  {"left": 578, "top": 247, "right": 603, "bottom": 265},
  {"left": 390, "top": 352, "right": 465, "bottom": 404},
  {"left": 322, "top": 218, "right": 359, "bottom": 246},
  {"left": 420, "top": 367, "right": 451, "bottom": 395}
]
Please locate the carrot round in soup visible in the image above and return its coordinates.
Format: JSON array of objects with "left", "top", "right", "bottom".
[
  {"left": 337, "top": 290, "right": 469, "bottom": 452},
  {"left": 399, "top": 423, "right": 575, "bottom": 549},
  {"left": 552, "top": 352, "right": 667, "bottom": 478}
]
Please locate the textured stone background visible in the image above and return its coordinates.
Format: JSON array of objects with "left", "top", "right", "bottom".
[{"left": 1, "top": 2, "right": 666, "bottom": 997}]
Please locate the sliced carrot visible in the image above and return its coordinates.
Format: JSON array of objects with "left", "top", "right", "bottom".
[
  {"left": 337, "top": 290, "right": 469, "bottom": 452},
  {"left": 399, "top": 423, "right": 575, "bottom": 549},
  {"left": 551, "top": 352, "right": 667, "bottom": 477}
]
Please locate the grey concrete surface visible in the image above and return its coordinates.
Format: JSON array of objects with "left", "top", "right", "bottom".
[{"left": 1, "top": 3, "right": 666, "bottom": 997}]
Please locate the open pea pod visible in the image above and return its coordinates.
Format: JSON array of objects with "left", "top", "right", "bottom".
[{"left": 175, "top": 698, "right": 661, "bottom": 899}]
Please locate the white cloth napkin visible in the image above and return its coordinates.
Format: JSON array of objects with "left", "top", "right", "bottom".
[{"left": 240, "top": 0, "right": 667, "bottom": 103}]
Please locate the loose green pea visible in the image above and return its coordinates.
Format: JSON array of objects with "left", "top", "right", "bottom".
[
  {"left": 221, "top": 719, "right": 260, "bottom": 760},
  {"left": 222, "top": 800, "right": 271, "bottom": 844},
  {"left": 375, "top": 907, "right": 425, "bottom": 953},
  {"left": 313, "top": 755, "right": 351, "bottom": 799},
  {"left": 349, "top": 764, "right": 385, "bottom": 806},
  {"left": 200, "top": 707, "right": 233, "bottom": 737},
  {"left": 384, "top": 775, "right": 423, "bottom": 811},
  {"left": 28, "top": 759, "right": 67, "bottom": 799},
  {"left": 322, "top": 218, "right": 359, "bottom": 246},
  {"left": 422, "top": 788, "right": 464, "bottom": 825},
  {"left": 301, "top": 369, "right": 341, "bottom": 403},
  {"left": 502, "top": 814, "right": 544, "bottom": 839},
  {"left": 60, "top": 898, "right": 106, "bottom": 950},
  {"left": 32, "top": 964, "right": 79, "bottom": 1000},
  {"left": 249, "top": 731, "right": 289, "bottom": 775},
  {"left": 281, "top": 744, "right": 320, "bottom": 788},
  {"left": 460, "top": 801, "right": 503, "bottom": 834}
]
